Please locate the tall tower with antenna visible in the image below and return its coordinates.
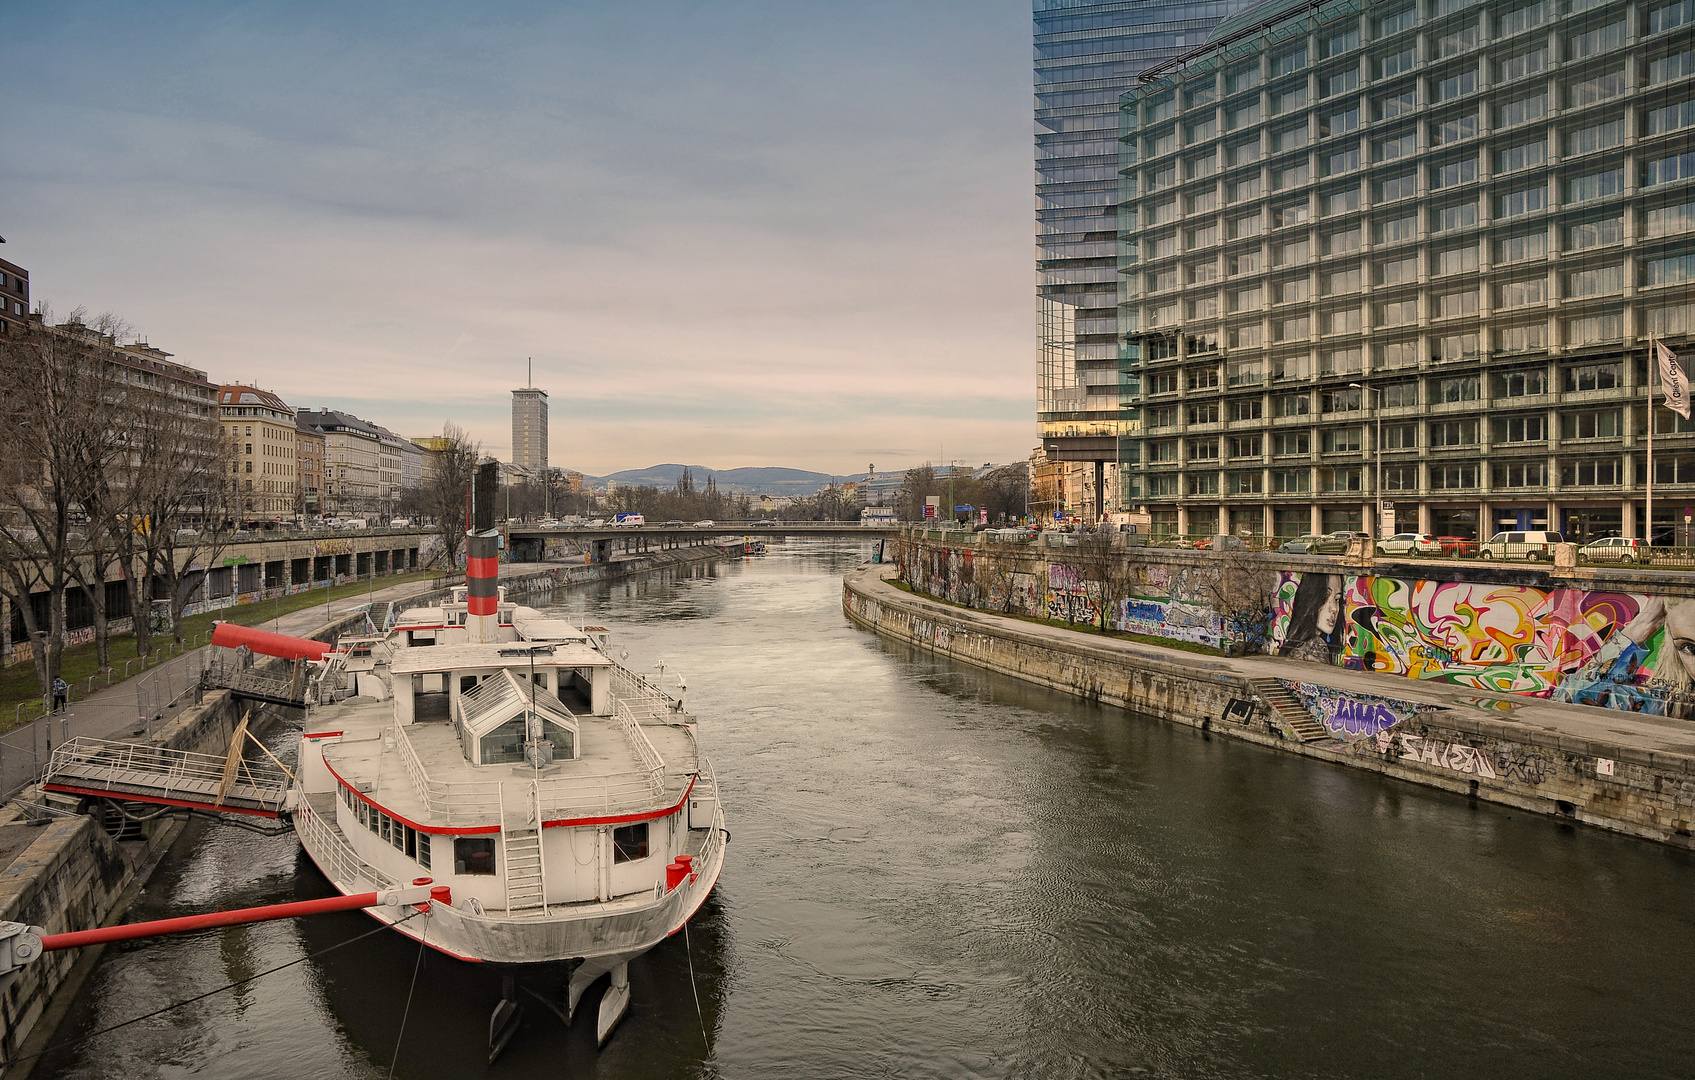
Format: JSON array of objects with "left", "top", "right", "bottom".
[{"left": 511, "top": 357, "right": 548, "bottom": 475}]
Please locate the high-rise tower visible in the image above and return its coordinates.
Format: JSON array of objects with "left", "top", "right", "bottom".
[
  {"left": 1035, "top": 0, "right": 1256, "bottom": 522},
  {"left": 512, "top": 358, "right": 548, "bottom": 474}
]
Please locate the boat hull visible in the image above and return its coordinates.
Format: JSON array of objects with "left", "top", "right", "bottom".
[{"left": 296, "top": 801, "right": 726, "bottom": 968}]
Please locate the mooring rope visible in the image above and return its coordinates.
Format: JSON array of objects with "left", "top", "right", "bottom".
[
  {"left": 388, "top": 918, "right": 428, "bottom": 1079},
  {"left": 1, "top": 909, "right": 422, "bottom": 1069},
  {"left": 685, "top": 920, "right": 710, "bottom": 1051}
]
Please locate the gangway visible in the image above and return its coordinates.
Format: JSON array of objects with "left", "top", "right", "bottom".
[
  {"left": 41, "top": 737, "right": 291, "bottom": 819},
  {"left": 201, "top": 648, "right": 311, "bottom": 710}
]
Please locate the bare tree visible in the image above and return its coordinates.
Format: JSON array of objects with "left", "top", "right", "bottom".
[
  {"left": 421, "top": 422, "right": 480, "bottom": 567},
  {"left": 1183, "top": 549, "right": 1282, "bottom": 655}
]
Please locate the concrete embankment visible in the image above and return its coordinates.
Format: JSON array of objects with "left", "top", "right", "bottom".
[
  {"left": 0, "top": 541, "right": 734, "bottom": 1073},
  {"left": 843, "top": 565, "right": 1695, "bottom": 852}
]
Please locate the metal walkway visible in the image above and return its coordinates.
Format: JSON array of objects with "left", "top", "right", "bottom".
[
  {"left": 42, "top": 737, "right": 291, "bottom": 818},
  {"left": 201, "top": 650, "right": 311, "bottom": 710}
]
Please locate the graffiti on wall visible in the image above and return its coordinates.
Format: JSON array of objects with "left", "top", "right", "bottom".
[
  {"left": 1282, "top": 680, "right": 1436, "bottom": 742},
  {"left": 1271, "top": 571, "right": 1695, "bottom": 717}
]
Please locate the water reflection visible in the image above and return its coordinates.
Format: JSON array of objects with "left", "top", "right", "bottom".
[{"left": 35, "top": 539, "right": 1695, "bottom": 1079}]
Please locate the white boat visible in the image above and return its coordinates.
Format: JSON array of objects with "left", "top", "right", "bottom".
[{"left": 281, "top": 533, "right": 725, "bottom": 1050}]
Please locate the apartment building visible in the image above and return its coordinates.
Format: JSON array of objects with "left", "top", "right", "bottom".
[
  {"left": 218, "top": 384, "right": 297, "bottom": 521},
  {"left": 1118, "top": 0, "right": 1695, "bottom": 542}
]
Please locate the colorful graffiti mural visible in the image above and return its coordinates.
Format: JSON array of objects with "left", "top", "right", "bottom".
[
  {"left": 1271, "top": 572, "right": 1695, "bottom": 717},
  {"left": 1282, "top": 680, "right": 1436, "bottom": 742}
]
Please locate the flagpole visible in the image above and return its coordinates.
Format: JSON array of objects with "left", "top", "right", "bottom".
[{"left": 1649, "top": 333, "right": 1656, "bottom": 546}]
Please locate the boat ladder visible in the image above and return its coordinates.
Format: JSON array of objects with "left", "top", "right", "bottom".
[
  {"left": 499, "top": 781, "right": 548, "bottom": 916},
  {"left": 1249, "top": 678, "right": 1331, "bottom": 742}
]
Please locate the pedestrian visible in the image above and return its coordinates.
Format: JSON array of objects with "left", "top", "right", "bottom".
[{"left": 51, "top": 676, "right": 68, "bottom": 713}]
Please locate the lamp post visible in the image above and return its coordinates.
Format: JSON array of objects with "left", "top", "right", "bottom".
[{"left": 1350, "top": 383, "right": 1384, "bottom": 538}]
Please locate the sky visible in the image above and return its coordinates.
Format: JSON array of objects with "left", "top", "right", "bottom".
[{"left": 1, "top": 1, "right": 1036, "bottom": 477}]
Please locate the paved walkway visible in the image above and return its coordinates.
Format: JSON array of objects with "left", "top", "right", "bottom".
[
  {"left": 3, "top": 563, "right": 572, "bottom": 799},
  {"left": 850, "top": 565, "right": 1695, "bottom": 766}
]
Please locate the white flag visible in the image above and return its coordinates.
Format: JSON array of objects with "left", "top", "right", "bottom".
[{"left": 1659, "top": 340, "right": 1691, "bottom": 420}]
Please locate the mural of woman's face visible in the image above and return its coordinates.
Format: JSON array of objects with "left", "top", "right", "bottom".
[
  {"left": 1315, "top": 576, "right": 1343, "bottom": 635},
  {"left": 1665, "top": 601, "right": 1695, "bottom": 679}
]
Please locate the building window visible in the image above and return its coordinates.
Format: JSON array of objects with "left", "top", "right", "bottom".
[
  {"left": 1565, "top": 264, "right": 1624, "bottom": 297},
  {"left": 1274, "top": 86, "right": 1308, "bottom": 114},
  {"left": 1375, "top": 255, "right": 1418, "bottom": 285},
  {"left": 1229, "top": 434, "right": 1262, "bottom": 457},
  {"left": 1562, "top": 409, "right": 1622, "bottom": 439},
  {"left": 1187, "top": 401, "right": 1220, "bottom": 424},
  {"left": 1188, "top": 438, "right": 1220, "bottom": 461},
  {"left": 1499, "top": 1, "right": 1548, "bottom": 35},
  {"left": 1568, "top": 20, "right": 1627, "bottom": 61},
  {"left": 1649, "top": 48, "right": 1695, "bottom": 84},
  {"left": 1437, "top": 376, "right": 1480, "bottom": 402},
  {"left": 1495, "top": 415, "right": 1548, "bottom": 442},
  {"left": 1375, "top": 88, "right": 1417, "bottom": 120},
  {"left": 1273, "top": 469, "right": 1311, "bottom": 493},
  {"left": 1496, "top": 230, "right": 1548, "bottom": 264},
  {"left": 1567, "top": 170, "right": 1625, "bottom": 205},
  {"left": 1229, "top": 471, "right": 1263, "bottom": 494},
  {"left": 1322, "top": 426, "right": 1362, "bottom": 452},
  {"left": 1560, "top": 459, "right": 1621, "bottom": 485},
  {"left": 1497, "top": 140, "right": 1546, "bottom": 174},
  {"left": 1646, "top": 150, "right": 1695, "bottom": 186},
  {"left": 1377, "top": 7, "right": 1416, "bottom": 36},
  {"left": 1321, "top": 348, "right": 1363, "bottom": 375},
  {"left": 1378, "top": 47, "right": 1416, "bottom": 78},
  {"left": 1226, "top": 64, "right": 1260, "bottom": 94},
  {"left": 1497, "top": 46, "right": 1547, "bottom": 83},
  {"left": 1274, "top": 391, "right": 1310, "bottom": 417},
  {"left": 1495, "top": 322, "right": 1549, "bottom": 352},
  {"left": 1376, "top": 215, "right": 1417, "bottom": 244},
  {"left": 1375, "top": 299, "right": 1417, "bottom": 326},
  {"left": 1497, "top": 279, "right": 1547, "bottom": 310},
  {"left": 1430, "top": 465, "right": 1479, "bottom": 489},
  {"left": 1273, "top": 431, "right": 1311, "bottom": 456},
  {"left": 1323, "top": 387, "right": 1362, "bottom": 413},
  {"left": 1497, "top": 93, "right": 1547, "bottom": 128},
  {"left": 1273, "top": 45, "right": 1307, "bottom": 76},
  {"left": 1567, "top": 70, "right": 1626, "bottom": 107},
  {"left": 1320, "top": 467, "right": 1362, "bottom": 492},
  {"left": 1430, "top": 420, "right": 1479, "bottom": 447},
  {"left": 1383, "top": 422, "right": 1419, "bottom": 449},
  {"left": 1567, "top": 216, "right": 1624, "bottom": 251},
  {"left": 1494, "top": 461, "right": 1547, "bottom": 488},
  {"left": 1187, "top": 472, "right": 1220, "bottom": 496}
]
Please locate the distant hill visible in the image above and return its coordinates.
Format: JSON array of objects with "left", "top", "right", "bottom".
[{"left": 568, "top": 464, "right": 870, "bottom": 497}]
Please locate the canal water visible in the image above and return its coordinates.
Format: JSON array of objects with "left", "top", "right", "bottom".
[{"left": 35, "top": 539, "right": 1695, "bottom": 1079}]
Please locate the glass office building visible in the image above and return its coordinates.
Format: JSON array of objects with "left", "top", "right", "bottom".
[
  {"left": 1118, "top": 0, "right": 1695, "bottom": 543},
  {"left": 1036, "top": 0, "right": 1255, "bottom": 521}
]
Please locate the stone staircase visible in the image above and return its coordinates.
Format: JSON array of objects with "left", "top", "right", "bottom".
[
  {"left": 368, "top": 601, "right": 391, "bottom": 632},
  {"left": 1249, "top": 678, "right": 1331, "bottom": 742}
]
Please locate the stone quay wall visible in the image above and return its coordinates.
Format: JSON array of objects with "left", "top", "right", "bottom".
[{"left": 843, "top": 568, "right": 1695, "bottom": 852}]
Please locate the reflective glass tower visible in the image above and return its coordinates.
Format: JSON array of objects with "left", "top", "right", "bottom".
[{"left": 1036, "top": 0, "right": 1256, "bottom": 521}]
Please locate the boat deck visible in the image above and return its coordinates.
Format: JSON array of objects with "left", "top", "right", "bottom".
[{"left": 321, "top": 697, "right": 700, "bottom": 828}]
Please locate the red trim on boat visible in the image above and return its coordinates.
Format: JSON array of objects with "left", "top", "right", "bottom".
[
  {"left": 41, "top": 784, "right": 280, "bottom": 819},
  {"left": 303, "top": 730, "right": 343, "bottom": 740},
  {"left": 326, "top": 751, "right": 695, "bottom": 833}
]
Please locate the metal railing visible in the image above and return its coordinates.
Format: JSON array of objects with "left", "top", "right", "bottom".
[
  {"left": 296, "top": 796, "right": 398, "bottom": 892},
  {"left": 614, "top": 702, "right": 668, "bottom": 797},
  {"left": 390, "top": 720, "right": 664, "bottom": 826},
  {"left": 44, "top": 736, "right": 290, "bottom": 808}
]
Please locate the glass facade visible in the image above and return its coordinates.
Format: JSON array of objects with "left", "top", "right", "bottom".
[
  {"left": 1119, "top": 0, "right": 1695, "bottom": 542},
  {"left": 1036, "top": 0, "right": 1257, "bottom": 520}
]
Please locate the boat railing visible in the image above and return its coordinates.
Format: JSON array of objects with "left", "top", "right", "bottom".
[
  {"left": 391, "top": 720, "right": 669, "bottom": 823},
  {"left": 296, "top": 797, "right": 398, "bottom": 892},
  {"left": 614, "top": 702, "right": 667, "bottom": 797},
  {"left": 609, "top": 665, "right": 676, "bottom": 719},
  {"left": 392, "top": 724, "right": 502, "bottom": 824}
]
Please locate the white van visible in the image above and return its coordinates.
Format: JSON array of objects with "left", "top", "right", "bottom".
[{"left": 1480, "top": 530, "right": 1564, "bottom": 561}]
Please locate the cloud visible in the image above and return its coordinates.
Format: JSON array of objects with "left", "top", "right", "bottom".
[{"left": 2, "top": 0, "right": 1036, "bottom": 474}]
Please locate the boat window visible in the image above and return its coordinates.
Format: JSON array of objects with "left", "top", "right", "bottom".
[
  {"left": 541, "top": 718, "right": 574, "bottom": 759},
  {"left": 416, "top": 832, "right": 431, "bottom": 871},
  {"left": 480, "top": 718, "right": 528, "bottom": 765},
  {"left": 460, "top": 675, "right": 480, "bottom": 694},
  {"left": 456, "top": 837, "right": 496, "bottom": 875},
  {"left": 613, "top": 822, "right": 648, "bottom": 863}
]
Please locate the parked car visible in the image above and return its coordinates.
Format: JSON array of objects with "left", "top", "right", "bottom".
[
  {"left": 1194, "top": 535, "right": 1248, "bottom": 551},
  {"left": 1479, "top": 530, "right": 1565, "bottom": 561},
  {"left": 1580, "top": 535, "right": 1647, "bottom": 564},
  {"left": 1435, "top": 536, "right": 1479, "bottom": 557},
  {"left": 1377, "top": 532, "right": 1442, "bottom": 556},
  {"left": 1279, "top": 534, "right": 1349, "bottom": 555}
]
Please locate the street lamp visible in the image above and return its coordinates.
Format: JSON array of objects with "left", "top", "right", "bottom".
[{"left": 1350, "top": 383, "right": 1384, "bottom": 538}]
